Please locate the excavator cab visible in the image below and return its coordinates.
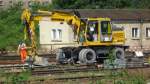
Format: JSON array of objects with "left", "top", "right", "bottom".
[{"left": 80, "top": 18, "right": 112, "bottom": 46}]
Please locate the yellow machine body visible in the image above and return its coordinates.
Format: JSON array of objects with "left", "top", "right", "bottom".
[{"left": 79, "top": 18, "right": 124, "bottom": 46}]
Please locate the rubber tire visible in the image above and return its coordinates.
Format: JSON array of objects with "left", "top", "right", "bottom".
[
  {"left": 79, "top": 49, "right": 96, "bottom": 64},
  {"left": 114, "top": 48, "right": 125, "bottom": 60}
]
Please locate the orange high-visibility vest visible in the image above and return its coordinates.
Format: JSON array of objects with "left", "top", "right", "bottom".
[{"left": 20, "top": 47, "right": 27, "bottom": 63}]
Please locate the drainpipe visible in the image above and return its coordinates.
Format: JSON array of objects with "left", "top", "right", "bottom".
[{"left": 140, "top": 19, "right": 143, "bottom": 50}]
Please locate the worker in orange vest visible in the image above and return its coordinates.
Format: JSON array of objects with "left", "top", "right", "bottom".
[{"left": 17, "top": 42, "right": 28, "bottom": 64}]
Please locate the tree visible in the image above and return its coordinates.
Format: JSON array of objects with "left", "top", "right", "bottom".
[
  {"left": 0, "top": 5, "right": 23, "bottom": 50},
  {"left": 52, "top": 0, "right": 150, "bottom": 9}
]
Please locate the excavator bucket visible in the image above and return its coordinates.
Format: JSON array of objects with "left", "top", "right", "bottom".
[
  {"left": 33, "top": 56, "right": 49, "bottom": 66},
  {"left": 26, "top": 55, "right": 49, "bottom": 66}
]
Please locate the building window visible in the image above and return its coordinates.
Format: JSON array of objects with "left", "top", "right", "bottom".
[
  {"left": 28, "top": 1, "right": 32, "bottom": 6},
  {"left": 58, "top": 29, "right": 62, "bottom": 40},
  {"left": 146, "top": 27, "right": 150, "bottom": 38},
  {"left": 132, "top": 28, "right": 139, "bottom": 38},
  {"left": 51, "top": 29, "right": 62, "bottom": 41},
  {"left": 52, "top": 29, "right": 56, "bottom": 40},
  {"left": 18, "top": 1, "right": 23, "bottom": 6},
  {"left": 9, "top": 1, "right": 12, "bottom": 3},
  {"left": 0, "top": 1, "right": 3, "bottom": 6},
  {"left": 43, "top": 1, "right": 49, "bottom": 5}
]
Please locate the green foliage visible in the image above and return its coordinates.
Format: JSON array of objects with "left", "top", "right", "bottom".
[
  {"left": 95, "top": 80, "right": 103, "bottom": 84},
  {"left": 129, "top": 75, "right": 146, "bottom": 84},
  {"left": 0, "top": 69, "right": 5, "bottom": 77},
  {"left": 9, "top": 70, "right": 31, "bottom": 84},
  {"left": 52, "top": 0, "right": 150, "bottom": 9},
  {"left": 115, "top": 80, "right": 126, "bottom": 84},
  {"left": 4, "top": 70, "right": 31, "bottom": 84},
  {"left": 0, "top": 3, "right": 49, "bottom": 50},
  {"left": 108, "top": 48, "right": 116, "bottom": 62},
  {"left": 0, "top": 5, "right": 23, "bottom": 50},
  {"left": 107, "top": 70, "right": 146, "bottom": 84},
  {"left": 103, "top": 49, "right": 116, "bottom": 69}
]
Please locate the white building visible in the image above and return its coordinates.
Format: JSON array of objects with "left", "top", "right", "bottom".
[{"left": 39, "top": 17, "right": 78, "bottom": 53}]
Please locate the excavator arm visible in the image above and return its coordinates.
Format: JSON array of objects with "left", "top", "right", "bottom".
[{"left": 21, "top": 9, "right": 82, "bottom": 58}]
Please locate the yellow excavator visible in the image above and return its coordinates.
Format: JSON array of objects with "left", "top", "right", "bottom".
[{"left": 21, "top": 9, "right": 127, "bottom": 66}]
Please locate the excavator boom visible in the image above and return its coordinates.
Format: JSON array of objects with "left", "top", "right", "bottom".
[{"left": 21, "top": 9, "right": 83, "bottom": 63}]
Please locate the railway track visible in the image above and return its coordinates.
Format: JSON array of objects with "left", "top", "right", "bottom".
[
  {"left": 32, "top": 66, "right": 98, "bottom": 75},
  {"left": 0, "top": 54, "right": 149, "bottom": 84},
  {"left": 0, "top": 74, "right": 106, "bottom": 84},
  {"left": 31, "top": 65, "right": 150, "bottom": 75},
  {"left": 0, "top": 55, "right": 149, "bottom": 71},
  {"left": 0, "top": 63, "right": 149, "bottom": 76},
  {"left": 52, "top": 75, "right": 105, "bottom": 80},
  {"left": 0, "top": 67, "right": 149, "bottom": 84},
  {"left": 0, "top": 62, "right": 149, "bottom": 84},
  {"left": 0, "top": 54, "right": 56, "bottom": 65},
  {"left": 0, "top": 53, "right": 150, "bottom": 77}
]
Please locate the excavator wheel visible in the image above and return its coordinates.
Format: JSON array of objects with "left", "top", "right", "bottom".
[
  {"left": 113, "top": 47, "right": 126, "bottom": 68},
  {"left": 114, "top": 47, "right": 125, "bottom": 60},
  {"left": 79, "top": 49, "right": 96, "bottom": 64}
]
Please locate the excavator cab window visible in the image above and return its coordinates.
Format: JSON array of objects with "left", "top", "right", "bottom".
[
  {"left": 86, "top": 21, "right": 98, "bottom": 41},
  {"left": 101, "top": 21, "right": 111, "bottom": 35},
  {"left": 100, "top": 21, "right": 112, "bottom": 42}
]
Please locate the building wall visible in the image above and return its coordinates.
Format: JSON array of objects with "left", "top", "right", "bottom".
[
  {"left": 113, "top": 22, "right": 150, "bottom": 51},
  {"left": 30, "top": 0, "right": 52, "bottom": 3},
  {"left": 39, "top": 17, "right": 78, "bottom": 50},
  {"left": 0, "top": 0, "right": 52, "bottom": 10},
  {"left": 39, "top": 17, "right": 150, "bottom": 51},
  {"left": 141, "top": 23, "right": 150, "bottom": 48},
  {"left": 0, "top": 0, "right": 19, "bottom": 9}
]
